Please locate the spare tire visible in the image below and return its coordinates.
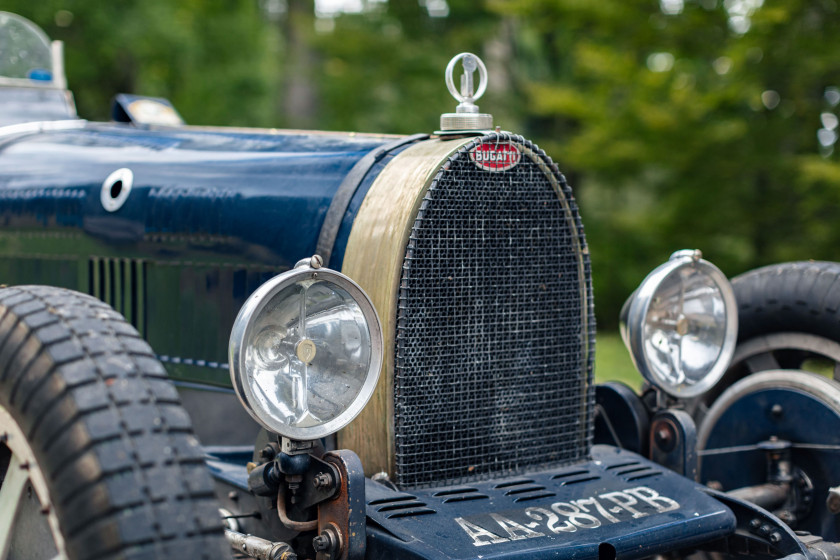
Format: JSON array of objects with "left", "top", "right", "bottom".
[
  {"left": 735, "top": 261, "right": 840, "bottom": 343},
  {"left": 0, "top": 286, "right": 230, "bottom": 560},
  {"left": 693, "top": 261, "right": 840, "bottom": 421}
]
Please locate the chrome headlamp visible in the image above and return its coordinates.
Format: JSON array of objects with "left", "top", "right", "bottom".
[
  {"left": 620, "top": 250, "right": 738, "bottom": 398},
  {"left": 230, "top": 256, "right": 383, "bottom": 440}
]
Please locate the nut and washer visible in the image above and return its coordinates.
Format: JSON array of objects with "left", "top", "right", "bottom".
[
  {"left": 312, "top": 523, "right": 342, "bottom": 555},
  {"left": 313, "top": 472, "right": 333, "bottom": 489}
]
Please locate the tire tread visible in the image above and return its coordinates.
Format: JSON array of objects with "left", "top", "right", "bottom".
[
  {"left": 733, "top": 261, "right": 840, "bottom": 341},
  {"left": 0, "top": 286, "right": 230, "bottom": 560}
]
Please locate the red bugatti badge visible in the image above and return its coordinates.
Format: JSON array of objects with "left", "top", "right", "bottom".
[{"left": 470, "top": 142, "right": 521, "bottom": 172}]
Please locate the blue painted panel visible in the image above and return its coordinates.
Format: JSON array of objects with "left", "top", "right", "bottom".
[
  {"left": 203, "top": 446, "right": 736, "bottom": 559},
  {"left": 0, "top": 123, "right": 407, "bottom": 387},
  {"left": 364, "top": 446, "right": 735, "bottom": 559},
  {"left": 701, "top": 386, "right": 840, "bottom": 540},
  {"left": 0, "top": 124, "right": 398, "bottom": 266}
]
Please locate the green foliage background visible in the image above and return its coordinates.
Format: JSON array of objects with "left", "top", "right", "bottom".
[{"left": 5, "top": 0, "right": 840, "bottom": 329}]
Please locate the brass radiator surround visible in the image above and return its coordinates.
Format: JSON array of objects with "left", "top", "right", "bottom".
[{"left": 339, "top": 134, "right": 594, "bottom": 486}]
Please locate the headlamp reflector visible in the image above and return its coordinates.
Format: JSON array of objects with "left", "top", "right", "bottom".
[
  {"left": 621, "top": 250, "right": 737, "bottom": 397},
  {"left": 230, "top": 261, "right": 382, "bottom": 440}
]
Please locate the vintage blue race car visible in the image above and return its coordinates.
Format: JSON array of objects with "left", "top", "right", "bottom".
[{"left": 1, "top": 11, "right": 839, "bottom": 560}]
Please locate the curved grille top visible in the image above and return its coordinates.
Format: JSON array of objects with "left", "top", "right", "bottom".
[{"left": 394, "top": 134, "right": 595, "bottom": 488}]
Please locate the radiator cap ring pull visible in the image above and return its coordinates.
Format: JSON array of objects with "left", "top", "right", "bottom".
[{"left": 440, "top": 52, "right": 493, "bottom": 132}]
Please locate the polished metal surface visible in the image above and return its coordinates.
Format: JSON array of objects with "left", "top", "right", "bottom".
[
  {"left": 621, "top": 251, "right": 738, "bottom": 398},
  {"left": 224, "top": 529, "right": 297, "bottom": 560},
  {"left": 230, "top": 263, "right": 383, "bottom": 440},
  {"left": 0, "top": 405, "right": 66, "bottom": 559},
  {"left": 440, "top": 52, "right": 493, "bottom": 131}
]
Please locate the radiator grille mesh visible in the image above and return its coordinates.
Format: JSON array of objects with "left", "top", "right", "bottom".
[{"left": 394, "top": 134, "right": 595, "bottom": 488}]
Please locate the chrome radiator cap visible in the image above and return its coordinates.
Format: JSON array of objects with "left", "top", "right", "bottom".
[{"left": 439, "top": 52, "right": 494, "bottom": 132}]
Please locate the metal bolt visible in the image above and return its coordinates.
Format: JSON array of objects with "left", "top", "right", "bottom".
[
  {"left": 260, "top": 445, "right": 277, "bottom": 461},
  {"left": 312, "top": 535, "right": 330, "bottom": 552},
  {"left": 771, "top": 404, "right": 784, "bottom": 418},
  {"left": 312, "top": 526, "right": 340, "bottom": 555},
  {"left": 769, "top": 532, "right": 782, "bottom": 544},
  {"left": 269, "top": 544, "right": 297, "bottom": 560},
  {"left": 313, "top": 472, "right": 333, "bottom": 489},
  {"left": 653, "top": 420, "right": 676, "bottom": 452},
  {"left": 749, "top": 518, "right": 762, "bottom": 531},
  {"left": 310, "top": 255, "right": 323, "bottom": 269},
  {"left": 827, "top": 486, "right": 840, "bottom": 514},
  {"left": 759, "top": 524, "right": 773, "bottom": 537}
]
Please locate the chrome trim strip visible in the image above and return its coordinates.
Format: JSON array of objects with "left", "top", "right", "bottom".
[{"left": 0, "top": 118, "right": 86, "bottom": 139}]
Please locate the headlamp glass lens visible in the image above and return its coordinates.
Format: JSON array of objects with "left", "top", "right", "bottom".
[
  {"left": 642, "top": 265, "right": 727, "bottom": 392},
  {"left": 244, "top": 278, "right": 372, "bottom": 430}
]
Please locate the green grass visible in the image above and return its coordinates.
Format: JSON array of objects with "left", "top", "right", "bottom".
[{"left": 594, "top": 331, "right": 643, "bottom": 390}]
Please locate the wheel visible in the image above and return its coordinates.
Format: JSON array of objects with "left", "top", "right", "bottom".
[
  {"left": 697, "top": 370, "right": 840, "bottom": 539},
  {"left": 691, "top": 261, "right": 840, "bottom": 421},
  {"left": 0, "top": 286, "right": 230, "bottom": 560}
]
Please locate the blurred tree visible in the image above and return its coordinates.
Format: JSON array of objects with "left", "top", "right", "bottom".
[
  {"left": 3, "top": 0, "right": 278, "bottom": 125},
  {"left": 308, "top": 0, "right": 514, "bottom": 134},
  {"left": 489, "top": 0, "right": 840, "bottom": 326},
  {"left": 4, "top": 0, "right": 840, "bottom": 328},
  {"left": 276, "top": 0, "right": 319, "bottom": 128}
]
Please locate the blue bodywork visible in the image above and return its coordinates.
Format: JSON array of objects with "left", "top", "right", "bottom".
[
  {"left": 701, "top": 387, "right": 840, "bottom": 541},
  {"left": 0, "top": 122, "right": 405, "bottom": 386},
  {"left": 0, "top": 106, "right": 748, "bottom": 559},
  {"left": 0, "top": 121, "right": 415, "bottom": 446},
  {"left": 206, "top": 446, "right": 736, "bottom": 559},
  {"left": 0, "top": 119, "right": 743, "bottom": 559},
  {"left": 0, "top": 13, "right": 822, "bottom": 559},
  {"left": 0, "top": 123, "right": 397, "bottom": 267},
  {"left": 365, "top": 446, "right": 735, "bottom": 559}
]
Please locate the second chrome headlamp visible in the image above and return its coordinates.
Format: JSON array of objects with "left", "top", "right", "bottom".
[{"left": 621, "top": 249, "right": 738, "bottom": 398}]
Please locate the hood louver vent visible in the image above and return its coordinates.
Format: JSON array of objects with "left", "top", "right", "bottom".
[{"left": 88, "top": 257, "right": 146, "bottom": 336}]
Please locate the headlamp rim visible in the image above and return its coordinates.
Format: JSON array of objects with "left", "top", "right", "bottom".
[
  {"left": 229, "top": 263, "right": 383, "bottom": 440},
  {"left": 623, "top": 251, "right": 738, "bottom": 398}
]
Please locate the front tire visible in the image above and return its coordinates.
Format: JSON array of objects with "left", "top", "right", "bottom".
[{"left": 0, "top": 286, "right": 230, "bottom": 560}]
